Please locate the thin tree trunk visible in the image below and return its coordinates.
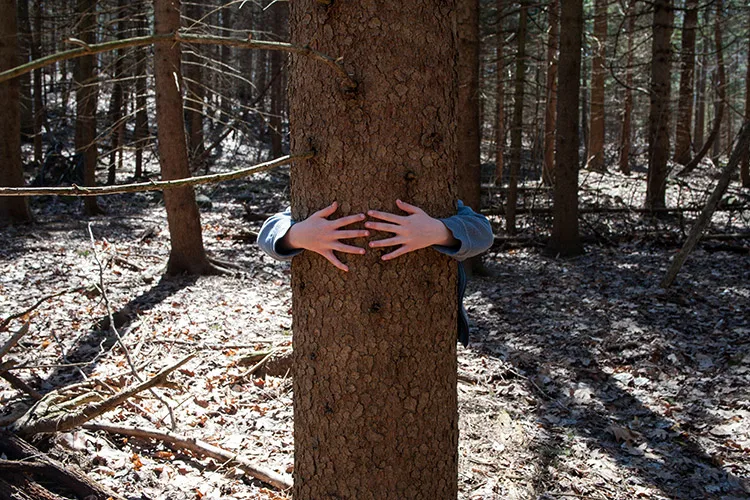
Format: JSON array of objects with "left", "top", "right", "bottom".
[
  {"left": 506, "top": 0, "right": 527, "bottom": 235},
  {"left": 107, "top": 0, "right": 126, "bottom": 185},
  {"left": 742, "top": 10, "right": 750, "bottom": 187},
  {"left": 0, "top": 0, "right": 32, "bottom": 225},
  {"left": 269, "top": 4, "right": 285, "bottom": 158},
  {"left": 32, "top": 0, "right": 43, "bottom": 166},
  {"left": 237, "top": 2, "right": 253, "bottom": 103},
  {"left": 693, "top": 10, "right": 708, "bottom": 153},
  {"left": 75, "top": 0, "right": 102, "bottom": 215},
  {"left": 542, "top": 0, "right": 558, "bottom": 185},
  {"left": 458, "top": 0, "right": 481, "bottom": 213},
  {"left": 219, "top": 6, "right": 232, "bottom": 125},
  {"left": 288, "top": 0, "right": 459, "bottom": 496},
  {"left": 547, "top": 0, "right": 583, "bottom": 256},
  {"left": 184, "top": 2, "right": 205, "bottom": 161},
  {"left": 678, "top": 0, "right": 725, "bottom": 177},
  {"left": 154, "top": 0, "right": 213, "bottom": 275},
  {"left": 494, "top": 0, "right": 505, "bottom": 185},
  {"left": 673, "top": 0, "right": 698, "bottom": 165},
  {"left": 587, "top": 0, "right": 606, "bottom": 171},
  {"left": 645, "top": 0, "right": 674, "bottom": 210},
  {"left": 618, "top": 0, "right": 635, "bottom": 175},
  {"left": 580, "top": 30, "right": 589, "bottom": 162},
  {"left": 134, "top": 16, "right": 149, "bottom": 179},
  {"left": 16, "top": 0, "right": 33, "bottom": 138}
]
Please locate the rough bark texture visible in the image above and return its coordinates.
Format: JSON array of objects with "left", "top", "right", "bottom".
[
  {"left": 0, "top": 0, "right": 32, "bottom": 225},
  {"left": 673, "top": 0, "right": 698, "bottom": 165},
  {"left": 547, "top": 0, "right": 583, "bottom": 256},
  {"left": 646, "top": 0, "right": 673, "bottom": 210},
  {"left": 154, "top": 0, "right": 212, "bottom": 275},
  {"left": 75, "top": 0, "right": 102, "bottom": 215},
  {"left": 494, "top": 0, "right": 505, "bottom": 185},
  {"left": 507, "top": 1, "right": 527, "bottom": 235},
  {"left": 587, "top": 0, "right": 606, "bottom": 172},
  {"left": 542, "top": 0, "right": 558, "bottom": 185},
  {"left": 618, "top": 0, "right": 635, "bottom": 175},
  {"left": 743, "top": 11, "right": 750, "bottom": 188},
  {"left": 288, "top": 1, "right": 459, "bottom": 498}
]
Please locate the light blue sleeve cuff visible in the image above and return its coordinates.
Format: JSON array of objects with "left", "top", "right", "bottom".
[
  {"left": 257, "top": 208, "right": 303, "bottom": 261},
  {"left": 433, "top": 200, "right": 494, "bottom": 262}
]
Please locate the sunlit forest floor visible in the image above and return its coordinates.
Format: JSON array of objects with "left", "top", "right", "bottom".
[{"left": 1, "top": 151, "right": 749, "bottom": 499}]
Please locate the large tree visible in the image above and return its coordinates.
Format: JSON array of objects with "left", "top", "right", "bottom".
[
  {"left": 288, "top": 0, "right": 459, "bottom": 497},
  {"left": 154, "top": 0, "right": 215, "bottom": 275},
  {"left": 0, "top": 0, "right": 32, "bottom": 225},
  {"left": 547, "top": 0, "right": 583, "bottom": 256},
  {"left": 645, "top": 0, "right": 674, "bottom": 210}
]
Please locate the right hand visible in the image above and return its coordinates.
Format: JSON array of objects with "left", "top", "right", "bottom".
[{"left": 282, "top": 202, "right": 369, "bottom": 272}]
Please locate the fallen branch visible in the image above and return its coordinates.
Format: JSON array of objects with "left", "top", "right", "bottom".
[
  {"left": 0, "top": 33, "right": 356, "bottom": 89},
  {"left": 0, "top": 152, "right": 311, "bottom": 197},
  {"left": 0, "top": 288, "right": 84, "bottom": 331},
  {"left": 11, "top": 353, "right": 196, "bottom": 437},
  {"left": 0, "top": 321, "right": 30, "bottom": 360},
  {"left": 662, "top": 122, "right": 750, "bottom": 288},
  {"left": 83, "top": 423, "right": 292, "bottom": 491}
]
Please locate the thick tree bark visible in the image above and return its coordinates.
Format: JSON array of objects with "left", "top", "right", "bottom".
[
  {"left": 587, "top": 0, "right": 606, "bottom": 172},
  {"left": 618, "top": 0, "right": 635, "bottom": 175},
  {"left": 645, "top": 0, "right": 674, "bottom": 210},
  {"left": 154, "top": 0, "right": 212, "bottom": 275},
  {"left": 547, "top": 0, "right": 583, "bottom": 257},
  {"left": 743, "top": 11, "right": 750, "bottom": 187},
  {"left": 0, "top": 0, "right": 32, "bottom": 225},
  {"left": 678, "top": 0, "right": 725, "bottom": 177},
  {"left": 674, "top": 0, "right": 698, "bottom": 165},
  {"left": 288, "top": 1, "right": 459, "bottom": 497},
  {"left": 506, "top": 1, "right": 527, "bottom": 235},
  {"left": 542, "top": 0, "right": 558, "bottom": 185},
  {"left": 494, "top": 0, "right": 505, "bottom": 185},
  {"left": 75, "top": 0, "right": 102, "bottom": 215}
]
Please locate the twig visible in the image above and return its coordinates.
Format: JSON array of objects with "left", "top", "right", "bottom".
[
  {"left": 0, "top": 370, "right": 43, "bottom": 401},
  {"left": 87, "top": 224, "right": 177, "bottom": 430},
  {"left": 0, "top": 152, "right": 312, "bottom": 197},
  {"left": 0, "top": 288, "right": 84, "bottom": 331},
  {"left": 82, "top": 423, "right": 292, "bottom": 491},
  {"left": 0, "top": 322, "right": 30, "bottom": 360},
  {"left": 12, "top": 352, "right": 196, "bottom": 436}
]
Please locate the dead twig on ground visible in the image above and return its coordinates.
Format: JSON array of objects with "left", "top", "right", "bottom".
[
  {"left": 83, "top": 422, "right": 293, "bottom": 491},
  {"left": 1, "top": 288, "right": 84, "bottom": 331}
]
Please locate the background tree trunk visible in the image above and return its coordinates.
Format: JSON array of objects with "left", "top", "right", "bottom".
[
  {"left": 133, "top": 15, "right": 149, "bottom": 179},
  {"left": 506, "top": 0, "right": 527, "bottom": 235},
  {"left": 154, "top": 0, "right": 212, "bottom": 275},
  {"left": 0, "top": 0, "right": 32, "bottom": 225},
  {"left": 743, "top": 9, "right": 750, "bottom": 187},
  {"left": 542, "top": 0, "right": 558, "bottom": 185},
  {"left": 645, "top": 0, "right": 674, "bottom": 210},
  {"left": 673, "top": 0, "right": 698, "bottom": 165},
  {"left": 457, "top": 0, "right": 481, "bottom": 213},
  {"left": 31, "top": 0, "right": 43, "bottom": 166},
  {"left": 268, "top": 4, "right": 286, "bottom": 159},
  {"left": 184, "top": 1, "right": 205, "bottom": 162},
  {"left": 75, "top": 0, "right": 102, "bottom": 215},
  {"left": 288, "top": 0, "right": 459, "bottom": 497},
  {"left": 547, "top": 0, "right": 583, "bottom": 256},
  {"left": 494, "top": 0, "right": 505, "bottom": 185},
  {"left": 618, "top": 0, "right": 635, "bottom": 175},
  {"left": 693, "top": 11, "right": 708, "bottom": 153},
  {"left": 587, "top": 0, "right": 606, "bottom": 171},
  {"left": 107, "top": 0, "right": 126, "bottom": 185}
]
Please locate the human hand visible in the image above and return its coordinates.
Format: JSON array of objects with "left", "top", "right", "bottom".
[
  {"left": 283, "top": 202, "right": 369, "bottom": 272},
  {"left": 365, "top": 199, "right": 458, "bottom": 261}
]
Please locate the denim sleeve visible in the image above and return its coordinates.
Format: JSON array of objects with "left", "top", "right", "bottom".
[
  {"left": 433, "top": 200, "right": 494, "bottom": 262},
  {"left": 257, "top": 207, "right": 303, "bottom": 261}
]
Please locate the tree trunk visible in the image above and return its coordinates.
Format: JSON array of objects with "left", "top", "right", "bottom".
[
  {"left": 645, "top": 0, "right": 673, "bottom": 210},
  {"left": 184, "top": 2, "right": 205, "bottom": 161},
  {"left": 678, "top": 0, "right": 725, "bottom": 177},
  {"left": 587, "top": 0, "right": 606, "bottom": 171},
  {"left": 0, "top": 0, "right": 32, "bottom": 225},
  {"left": 494, "top": 0, "right": 505, "bottom": 185},
  {"left": 506, "top": 1, "right": 527, "bottom": 235},
  {"left": 237, "top": 4, "right": 253, "bottom": 104},
  {"left": 133, "top": 15, "right": 149, "bottom": 179},
  {"left": 547, "top": 0, "right": 583, "bottom": 257},
  {"left": 75, "top": 0, "right": 102, "bottom": 215},
  {"left": 288, "top": 0, "right": 459, "bottom": 497},
  {"left": 743, "top": 10, "right": 750, "bottom": 187},
  {"left": 542, "top": 0, "right": 558, "bottom": 185},
  {"left": 693, "top": 10, "right": 708, "bottom": 151},
  {"left": 107, "top": 0, "right": 126, "bottom": 185},
  {"left": 154, "top": 0, "right": 213, "bottom": 275},
  {"left": 31, "top": 0, "right": 43, "bottom": 166},
  {"left": 219, "top": 6, "right": 232, "bottom": 124},
  {"left": 16, "top": 0, "right": 33, "bottom": 139},
  {"left": 618, "top": 0, "right": 635, "bottom": 175},
  {"left": 269, "top": 4, "right": 285, "bottom": 158},
  {"left": 673, "top": 0, "right": 697, "bottom": 165}
]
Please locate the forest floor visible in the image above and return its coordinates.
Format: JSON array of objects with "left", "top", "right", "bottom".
[{"left": 1, "top": 155, "right": 750, "bottom": 500}]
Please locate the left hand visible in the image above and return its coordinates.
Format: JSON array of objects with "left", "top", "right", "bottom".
[{"left": 365, "top": 199, "right": 459, "bottom": 261}]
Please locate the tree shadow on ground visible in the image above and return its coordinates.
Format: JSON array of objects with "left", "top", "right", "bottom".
[
  {"left": 471, "top": 247, "right": 750, "bottom": 498},
  {"left": 43, "top": 275, "right": 199, "bottom": 390}
]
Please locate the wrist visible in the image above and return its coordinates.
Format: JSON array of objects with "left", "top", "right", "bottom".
[{"left": 432, "top": 219, "right": 459, "bottom": 247}]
